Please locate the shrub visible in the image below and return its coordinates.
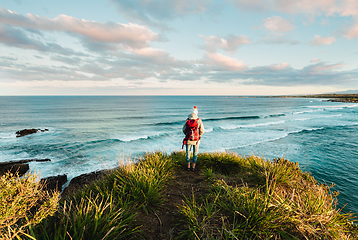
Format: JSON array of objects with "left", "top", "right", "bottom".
[
  {"left": 197, "top": 152, "right": 245, "bottom": 175},
  {"left": 0, "top": 172, "right": 59, "bottom": 240}
]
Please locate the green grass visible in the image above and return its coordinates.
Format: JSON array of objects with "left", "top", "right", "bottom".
[
  {"left": 27, "top": 191, "right": 140, "bottom": 240},
  {"left": 3, "top": 151, "right": 357, "bottom": 239},
  {"left": 177, "top": 152, "right": 358, "bottom": 239},
  {"left": 25, "top": 151, "right": 174, "bottom": 240}
]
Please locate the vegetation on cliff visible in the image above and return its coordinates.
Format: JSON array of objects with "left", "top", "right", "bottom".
[
  {"left": 0, "top": 172, "right": 59, "bottom": 239},
  {"left": 259, "top": 94, "right": 358, "bottom": 103},
  {"left": 1, "top": 152, "right": 357, "bottom": 239}
]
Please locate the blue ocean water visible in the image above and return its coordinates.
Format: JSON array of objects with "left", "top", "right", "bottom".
[{"left": 0, "top": 96, "right": 357, "bottom": 213}]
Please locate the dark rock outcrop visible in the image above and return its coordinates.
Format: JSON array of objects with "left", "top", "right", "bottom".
[
  {"left": 0, "top": 163, "right": 29, "bottom": 176},
  {"left": 62, "top": 170, "right": 108, "bottom": 198},
  {"left": 16, "top": 128, "right": 49, "bottom": 137},
  {"left": 40, "top": 174, "right": 67, "bottom": 192},
  {"left": 0, "top": 159, "right": 51, "bottom": 176}
]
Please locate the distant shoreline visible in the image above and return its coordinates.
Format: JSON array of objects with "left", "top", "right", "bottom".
[{"left": 245, "top": 94, "right": 358, "bottom": 103}]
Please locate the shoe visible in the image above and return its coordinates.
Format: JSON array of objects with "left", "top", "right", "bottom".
[
  {"left": 192, "top": 168, "right": 195, "bottom": 172},
  {"left": 187, "top": 168, "right": 191, "bottom": 171}
]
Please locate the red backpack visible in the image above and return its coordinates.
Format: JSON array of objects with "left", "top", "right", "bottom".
[{"left": 182, "top": 118, "right": 200, "bottom": 148}]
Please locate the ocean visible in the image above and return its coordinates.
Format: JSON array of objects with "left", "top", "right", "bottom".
[{"left": 0, "top": 96, "right": 357, "bottom": 213}]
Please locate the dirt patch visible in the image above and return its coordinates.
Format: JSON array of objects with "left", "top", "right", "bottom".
[{"left": 137, "top": 168, "right": 209, "bottom": 240}]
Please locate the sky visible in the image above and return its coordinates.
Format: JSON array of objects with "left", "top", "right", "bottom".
[{"left": 0, "top": 0, "right": 358, "bottom": 95}]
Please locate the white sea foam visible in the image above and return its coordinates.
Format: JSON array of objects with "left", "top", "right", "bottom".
[
  {"left": 322, "top": 114, "right": 342, "bottom": 118},
  {"left": 117, "top": 135, "right": 150, "bottom": 142},
  {"left": 227, "top": 125, "right": 329, "bottom": 151},
  {"left": 218, "top": 121, "right": 285, "bottom": 130},
  {"left": 205, "top": 127, "right": 214, "bottom": 133},
  {"left": 220, "top": 125, "right": 239, "bottom": 130},
  {"left": 0, "top": 132, "right": 16, "bottom": 139},
  {"left": 227, "top": 133, "right": 289, "bottom": 150},
  {"left": 291, "top": 114, "right": 341, "bottom": 123},
  {"left": 289, "top": 127, "right": 324, "bottom": 135},
  {"left": 116, "top": 132, "right": 170, "bottom": 142},
  {"left": 293, "top": 117, "right": 312, "bottom": 121},
  {"left": 309, "top": 104, "right": 358, "bottom": 109},
  {"left": 236, "top": 120, "right": 285, "bottom": 129},
  {"left": 292, "top": 109, "right": 324, "bottom": 115}
]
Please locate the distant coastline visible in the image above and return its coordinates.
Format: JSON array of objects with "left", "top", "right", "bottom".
[{"left": 247, "top": 94, "right": 358, "bottom": 103}]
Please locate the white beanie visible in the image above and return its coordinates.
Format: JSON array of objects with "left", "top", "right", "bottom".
[{"left": 191, "top": 106, "right": 198, "bottom": 115}]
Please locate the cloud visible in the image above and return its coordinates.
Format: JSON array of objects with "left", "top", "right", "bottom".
[
  {"left": 0, "top": 24, "right": 85, "bottom": 56},
  {"left": 310, "top": 35, "right": 336, "bottom": 45},
  {"left": 263, "top": 16, "right": 295, "bottom": 32},
  {"left": 231, "top": 0, "right": 273, "bottom": 12},
  {"left": 0, "top": 62, "right": 98, "bottom": 82},
  {"left": 0, "top": 7, "right": 187, "bottom": 81},
  {"left": 199, "top": 34, "right": 251, "bottom": 53},
  {"left": 0, "top": 7, "right": 191, "bottom": 83},
  {"left": 231, "top": 0, "right": 358, "bottom": 17},
  {"left": 197, "top": 52, "right": 248, "bottom": 71},
  {"left": 258, "top": 35, "right": 300, "bottom": 45},
  {"left": 8, "top": 47, "right": 190, "bottom": 82},
  {"left": 343, "top": 20, "right": 358, "bottom": 39},
  {"left": 110, "top": 0, "right": 216, "bottom": 29},
  {"left": 0, "top": 7, "right": 160, "bottom": 49},
  {"left": 208, "top": 61, "right": 356, "bottom": 87},
  {"left": 310, "top": 58, "right": 321, "bottom": 63},
  {"left": 0, "top": 55, "right": 17, "bottom": 61},
  {"left": 304, "top": 62, "right": 345, "bottom": 73},
  {"left": 51, "top": 55, "right": 83, "bottom": 65},
  {"left": 232, "top": 0, "right": 358, "bottom": 41},
  {"left": 131, "top": 47, "right": 190, "bottom": 67},
  {"left": 269, "top": 62, "right": 290, "bottom": 70}
]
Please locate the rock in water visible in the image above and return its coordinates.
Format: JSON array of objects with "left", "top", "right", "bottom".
[
  {"left": 16, "top": 128, "right": 49, "bottom": 137},
  {"left": 0, "top": 159, "right": 51, "bottom": 177}
]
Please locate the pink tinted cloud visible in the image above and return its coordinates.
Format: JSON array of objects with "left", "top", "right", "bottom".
[
  {"left": 131, "top": 47, "right": 189, "bottom": 67},
  {"left": 307, "top": 62, "right": 345, "bottom": 73},
  {"left": 344, "top": 20, "right": 358, "bottom": 39},
  {"left": 310, "top": 58, "right": 321, "bottom": 63},
  {"left": 199, "top": 34, "right": 251, "bottom": 53},
  {"left": 206, "top": 53, "right": 247, "bottom": 71},
  {"left": 0, "top": 7, "right": 159, "bottom": 48},
  {"left": 269, "top": 62, "right": 290, "bottom": 70},
  {"left": 274, "top": 0, "right": 338, "bottom": 15},
  {"left": 232, "top": 0, "right": 358, "bottom": 16},
  {"left": 263, "top": 16, "right": 295, "bottom": 32},
  {"left": 310, "top": 35, "right": 336, "bottom": 45}
]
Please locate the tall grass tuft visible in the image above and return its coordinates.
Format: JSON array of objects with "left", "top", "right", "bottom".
[
  {"left": 197, "top": 152, "right": 245, "bottom": 175},
  {"left": 0, "top": 172, "right": 59, "bottom": 240},
  {"left": 178, "top": 191, "right": 220, "bottom": 240},
  {"left": 28, "top": 191, "right": 140, "bottom": 240},
  {"left": 110, "top": 151, "right": 174, "bottom": 213}
]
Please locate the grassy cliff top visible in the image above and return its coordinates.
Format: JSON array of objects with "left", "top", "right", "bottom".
[{"left": 2, "top": 151, "right": 358, "bottom": 239}]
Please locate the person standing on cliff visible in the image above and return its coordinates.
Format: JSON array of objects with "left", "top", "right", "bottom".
[{"left": 182, "top": 106, "right": 205, "bottom": 171}]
